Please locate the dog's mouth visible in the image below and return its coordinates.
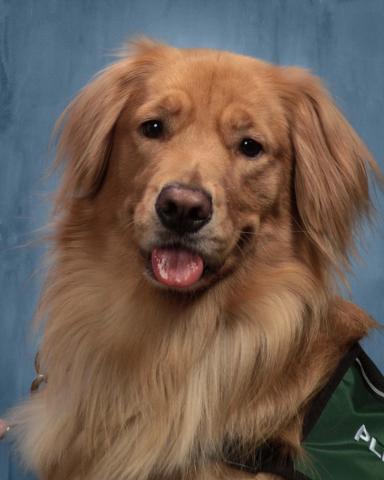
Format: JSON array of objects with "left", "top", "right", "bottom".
[
  {"left": 143, "top": 228, "right": 254, "bottom": 291},
  {"left": 146, "top": 243, "right": 217, "bottom": 291},
  {"left": 150, "top": 246, "right": 205, "bottom": 288}
]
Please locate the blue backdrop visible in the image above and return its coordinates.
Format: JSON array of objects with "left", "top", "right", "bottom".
[{"left": 0, "top": 1, "right": 383, "bottom": 478}]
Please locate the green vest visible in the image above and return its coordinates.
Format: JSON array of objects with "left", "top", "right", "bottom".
[{"left": 224, "top": 344, "right": 384, "bottom": 479}]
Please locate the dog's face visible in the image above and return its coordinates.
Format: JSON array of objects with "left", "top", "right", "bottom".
[
  {"left": 56, "top": 40, "right": 374, "bottom": 294},
  {"left": 115, "top": 53, "right": 292, "bottom": 291}
]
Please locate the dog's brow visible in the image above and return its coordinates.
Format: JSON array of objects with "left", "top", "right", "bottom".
[
  {"left": 158, "top": 93, "right": 185, "bottom": 115},
  {"left": 223, "top": 106, "right": 254, "bottom": 131},
  {"left": 144, "top": 91, "right": 191, "bottom": 117}
]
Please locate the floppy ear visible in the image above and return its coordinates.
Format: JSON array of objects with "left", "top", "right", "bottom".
[
  {"left": 53, "top": 39, "right": 176, "bottom": 206},
  {"left": 284, "top": 68, "right": 380, "bottom": 277}
]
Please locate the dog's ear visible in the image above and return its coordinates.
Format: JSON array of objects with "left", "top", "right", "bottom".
[
  {"left": 283, "top": 68, "right": 380, "bottom": 276},
  {"left": 53, "top": 39, "right": 176, "bottom": 205}
]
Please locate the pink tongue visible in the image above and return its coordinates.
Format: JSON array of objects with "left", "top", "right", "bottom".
[{"left": 151, "top": 247, "right": 204, "bottom": 288}]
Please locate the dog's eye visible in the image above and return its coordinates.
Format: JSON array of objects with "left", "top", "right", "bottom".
[
  {"left": 140, "top": 119, "right": 164, "bottom": 139},
  {"left": 239, "top": 138, "right": 263, "bottom": 158}
]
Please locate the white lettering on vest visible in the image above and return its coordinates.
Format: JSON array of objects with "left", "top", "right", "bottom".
[
  {"left": 354, "top": 425, "right": 384, "bottom": 462},
  {"left": 354, "top": 424, "right": 370, "bottom": 442}
]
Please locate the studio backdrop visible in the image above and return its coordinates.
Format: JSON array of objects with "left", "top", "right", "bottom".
[{"left": 0, "top": 1, "right": 383, "bottom": 479}]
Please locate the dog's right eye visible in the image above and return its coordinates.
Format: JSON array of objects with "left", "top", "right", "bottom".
[{"left": 140, "top": 119, "right": 164, "bottom": 139}]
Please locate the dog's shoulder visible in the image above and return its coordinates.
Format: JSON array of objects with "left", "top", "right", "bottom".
[{"left": 328, "top": 296, "right": 377, "bottom": 347}]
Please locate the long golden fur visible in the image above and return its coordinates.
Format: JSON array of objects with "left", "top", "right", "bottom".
[{"left": 10, "top": 39, "right": 381, "bottom": 480}]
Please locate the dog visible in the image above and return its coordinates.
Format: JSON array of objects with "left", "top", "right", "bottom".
[{"left": 8, "top": 39, "right": 382, "bottom": 480}]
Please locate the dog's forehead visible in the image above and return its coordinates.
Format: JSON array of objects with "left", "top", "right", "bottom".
[{"left": 144, "top": 51, "right": 281, "bottom": 116}]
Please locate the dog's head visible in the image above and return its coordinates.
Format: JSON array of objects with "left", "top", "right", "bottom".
[{"left": 54, "top": 39, "right": 378, "bottom": 294}]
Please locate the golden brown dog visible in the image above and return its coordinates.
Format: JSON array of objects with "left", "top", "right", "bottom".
[{"left": 10, "top": 39, "right": 381, "bottom": 480}]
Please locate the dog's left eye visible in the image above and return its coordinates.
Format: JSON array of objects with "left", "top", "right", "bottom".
[
  {"left": 239, "top": 138, "right": 263, "bottom": 158},
  {"left": 140, "top": 119, "right": 164, "bottom": 139}
]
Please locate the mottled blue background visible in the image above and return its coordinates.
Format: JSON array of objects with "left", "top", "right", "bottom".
[{"left": 0, "top": 0, "right": 383, "bottom": 478}]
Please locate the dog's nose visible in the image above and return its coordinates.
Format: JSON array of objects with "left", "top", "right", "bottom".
[{"left": 155, "top": 183, "right": 212, "bottom": 233}]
